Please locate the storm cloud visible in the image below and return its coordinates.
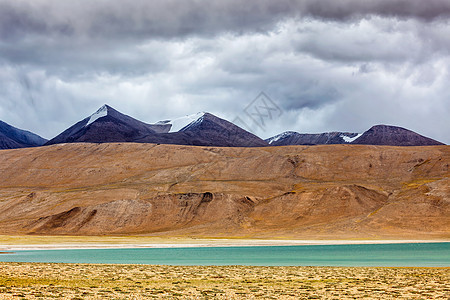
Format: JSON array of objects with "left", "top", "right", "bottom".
[
  {"left": 2, "top": 0, "right": 450, "bottom": 40},
  {"left": 0, "top": 0, "right": 449, "bottom": 143}
]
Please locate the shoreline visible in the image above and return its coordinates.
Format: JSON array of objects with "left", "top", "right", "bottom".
[{"left": 0, "top": 238, "right": 448, "bottom": 251}]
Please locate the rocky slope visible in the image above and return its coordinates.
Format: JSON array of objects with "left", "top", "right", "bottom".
[
  {"left": 0, "top": 120, "right": 47, "bottom": 149},
  {"left": 0, "top": 143, "right": 448, "bottom": 239},
  {"left": 266, "top": 125, "right": 444, "bottom": 146}
]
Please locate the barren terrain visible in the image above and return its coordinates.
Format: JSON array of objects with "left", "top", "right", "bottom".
[
  {"left": 0, "top": 143, "right": 448, "bottom": 239},
  {"left": 0, "top": 262, "right": 448, "bottom": 299}
]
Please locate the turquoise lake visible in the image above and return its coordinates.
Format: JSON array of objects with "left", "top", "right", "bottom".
[{"left": 0, "top": 243, "right": 449, "bottom": 267}]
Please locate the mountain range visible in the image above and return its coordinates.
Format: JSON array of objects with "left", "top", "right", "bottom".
[
  {"left": 0, "top": 105, "right": 448, "bottom": 239},
  {"left": 45, "top": 105, "right": 267, "bottom": 147},
  {"left": 0, "top": 104, "right": 445, "bottom": 149},
  {"left": 0, "top": 120, "right": 47, "bottom": 149},
  {"left": 266, "top": 125, "right": 444, "bottom": 146}
]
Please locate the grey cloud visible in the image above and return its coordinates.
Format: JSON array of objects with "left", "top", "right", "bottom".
[
  {"left": 1, "top": 0, "right": 450, "bottom": 77},
  {"left": 0, "top": 0, "right": 449, "bottom": 145},
  {"left": 292, "top": 18, "right": 450, "bottom": 65},
  {"left": 299, "top": 0, "right": 450, "bottom": 21},
  {"left": 0, "top": 35, "right": 172, "bottom": 78},
  {"left": 0, "top": 0, "right": 293, "bottom": 40},
  {"left": 1, "top": 0, "right": 450, "bottom": 42}
]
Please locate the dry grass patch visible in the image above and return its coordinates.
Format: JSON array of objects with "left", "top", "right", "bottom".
[{"left": 0, "top": 262, "right": 448, "bottom": 299}]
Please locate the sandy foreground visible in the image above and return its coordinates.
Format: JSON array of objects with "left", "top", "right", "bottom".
[
  {"left": 0, "top": 235, "right": 448, "bottom": 250},
  {"left": 0, "top": 262, "right": 448, "bottom": 299}
]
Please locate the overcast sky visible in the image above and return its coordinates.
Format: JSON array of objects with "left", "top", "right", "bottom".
[{"left": 0, "top": 0, "right": 449, "bottom": 143}]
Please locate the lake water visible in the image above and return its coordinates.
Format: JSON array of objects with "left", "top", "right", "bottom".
[{"left": 0, "top": 243, "right": 449, "bottom": 267}]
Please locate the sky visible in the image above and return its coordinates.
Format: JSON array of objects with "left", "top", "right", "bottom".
[{"left": 0, "top": 0, "right": 449, "bottom": 143}]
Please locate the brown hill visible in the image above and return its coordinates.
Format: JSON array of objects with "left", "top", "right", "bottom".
[{"left": 0, "top": 143, "right": 448, "bottom": 239}]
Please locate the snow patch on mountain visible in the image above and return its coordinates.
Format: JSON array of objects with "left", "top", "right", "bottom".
[
  {"left": 156, "top": 112, "right": 205, "bottom": 133},
  {"left": 267, "top": 131, "right": 297, "bottom": 144},
  {"left": 86, "top": 105, "right": 108, "bottom": 126},
  {"left": 341, "top": 133, "right": 362, "bottom": 143}
]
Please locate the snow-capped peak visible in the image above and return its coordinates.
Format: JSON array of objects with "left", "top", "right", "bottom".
[
  {"left": 340, "top": 133, "right": 362, "bottom": 143},
  {"left": 156, "top": 112, "right": 205, "bottom": 133},
  {"left": 267, "top": 131, "right": 297, "bottom": 144},
  {"left": 86, "top": 105, "right": 108, "bottom": 126}
]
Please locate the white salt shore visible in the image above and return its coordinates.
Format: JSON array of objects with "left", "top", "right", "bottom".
[{"left": 1, "top": 239, "right": 448, "bottom": 251}]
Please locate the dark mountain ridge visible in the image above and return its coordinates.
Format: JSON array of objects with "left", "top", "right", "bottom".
[
  {"left": 266, "top": 125, "right": 444, "bottom": 147},
  {"left": 0, "top": 120, "right": 47, "bottom": 149},
  {"left": 46, "top": 105, "right": 268, "bottom": 147},
  {"left": 45, "top": 105, "right": 169, "bottom": 145},
  {"left": 175, "top": 112, "right": 268, "bottom": 147},
  {"left": 267, "top": 131, "right": 361, "bottom": 146},
  {"left": 3, "top": 104, "right": 444, "bottom": 149},
  {"left": 352, "top": 125, "right": 444, "bottom": 146}
]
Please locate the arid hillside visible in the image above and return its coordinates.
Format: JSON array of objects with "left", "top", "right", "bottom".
[{"left": 0, "top": 143, "right": 448, "bottom": 239}]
